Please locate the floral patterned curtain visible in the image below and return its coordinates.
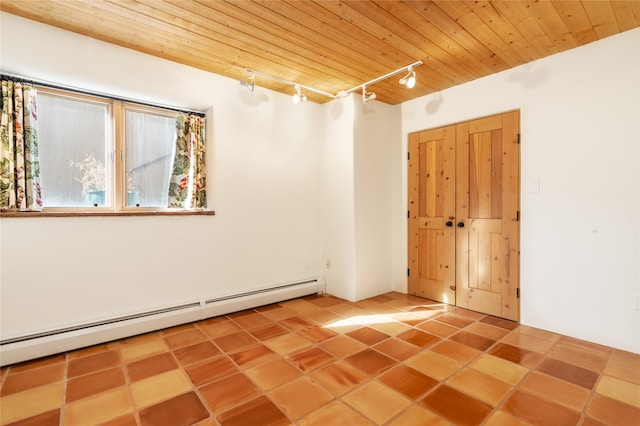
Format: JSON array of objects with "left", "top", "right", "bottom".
[
  {"left": 0, "top": 79, "right": 42, "bottom": 211},
  {"left": 167, "top": 113, "right": 206, "bottom": 209}
]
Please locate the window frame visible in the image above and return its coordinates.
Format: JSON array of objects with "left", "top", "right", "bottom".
[{"left": 13, "top": 86, "right": 213, "bottom": 217}]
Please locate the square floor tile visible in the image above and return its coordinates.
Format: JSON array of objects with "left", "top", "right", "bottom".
[
  {"left": 163, "top": 329, "right": 207, "bottom": 350},
  {"left": 318, "top": 335, "right": 367, "bottom": 358},
  {"left": 378, "top": 364, "right": 438, "bottom": 399},
  {"left": 396, "top": 329, "right": 440, "bottom": 348},
  {"left": 3, "top": 409, "right": 61, "bottom": 426},
  {"left": 101, "top": 414, "right": 139, "bottom": 426},
  {"left": 67, "top": 350, "right": 120, "bottom": 378},
  {"left": 434, "top": 313, "right": 475, "bottom": 328},
  {"left": 471, "top": 354, "right": 529, "bottom": 385},
  {"left": 139, "top": 392, "right": 209, "bottom": 426},
  {"left": 231, "top": 313, "right": 270, "bottom": 329},
  {"left": 343, "top": 381, "right": 411, "bottom": 424},
  {"left": 369, "top": 319, "right": 413, "bottom": 337},
  {"left": 480, "top": 316, "right": 518, "bottom": 330},
  {"left": 213, "top": 331, "right": 259, "bottom": 352},
  {"left": 520, "top": 371, "right": 590, "bottom": 411},
  {"left": 388, "top": 405, "right": 450, "bottom": 426},
  {"left": 298, "top": 325, "right": 337, "bottom": 343},
  {"left": 0, "top": 382, "right": 64, "bottom": 425},
  {"left": 303, "top": 309, "right": 343, "bottom": 326},
  {"left": 269, "top": 376, "right": 334, "bottom": 419},
  {"left": 587, "top": 393, "right": 640, "bottom": 426},
  {"left": 420, "top": 384, "right": 492, "bottom": 425},
  {"left": 502, "top": 390, "right": 582, "bottom": 425},
  {"left": 501, "top": 330, "right": 554, "bottom": 353},
  {"left": 66, "top": 367, "right": 126, "bottom": 403},
  {"left": 64, "top": 386, "right": 133, "bottom": 426},
  {"left": 173, "top": 341, "right": 221, "bottom": 366},
  {"left": 120, "top": 337, "right": 169, "bottom": 363},
  {"left": 346, "top": 327, "right": 390, "bottom": 346},
  {"left": 299, "top": 400, "right": 372, "bottom": 426},
  {"left": 184, "top": 355, "right": 239, "bottom": 387},
  {"left": 373, "top": 337, "right": 421, "bottom": 361},
  {"left": 245, "top": 358, "right": 302, "bottom": 390},
  {"left": 344, "top": 349, "right": 396, "bottom": 376},
  {"left": 199, "top": 372, "right": 262, "bottom": 414},
  {"left": 8, "top": 354, "right": 65, "bottom": 374},
  {"left": 260, "top": 307, "right": 297, "bottom": 322},
  {"left": 605, "top": 351, "right": 640, "bottom": 385},
  {"left": 417, "top": 320, "right": 458, "bottom": 338},
  {"left": 405, "top": 351, "right": 462, "bottom": 381},
  {"left": 596, "top": 375, "right": 640, "bottom": 408},
  {"left": 130, "top": 370, "right": 193, "bottom": 408},
  {"left": 228, "top": 344, "right": 279, "bottom": 368},
  {"left": 200, "top": 320, "right": 241, "bottom": 339},
  {"left": 547, "top": 340, "right": 609, "bottom": 372},
  {"left": 1, "top": 363, "right": 65, "bottom": 396},
  {"left": 216, "top": 395, "right": 289, "bottom": 426},
  {"left": 248, "top": 323, "right": 289, "bottom": 341},
  {"left": 308, "top": 295, "right": 344, "bottom": 308},
  {"left": 309, "top": 362, "right": 369, "bottom": 396},
  {"left": 464, "top": 322, "right": 511, "bottom": 340},
  {"left": 488, "top": 343, "right": 541, "bottom": 368},
  {"left": 430, "top": 340, "right": 480, "bottom": 364},
  {"left": 287, "top": 347, "right": 335, "bottom": 372},
  {"left": 536, "top": 358, "right": 599, "bottom": 389},
  {"left": 264, "top": 333, "right": 313, "bottom": 355},
  {"left": 447, "top": 368, "right": 513, "bottom": 406},
  {"left": 279, "top": 316, "right": 314, "bottom": 331},
  {"left": 449, "top": 330, "right": 495, "bottom": 351},
  {"left": 127, "top": 352, "right": 178, "bottom": 382}
]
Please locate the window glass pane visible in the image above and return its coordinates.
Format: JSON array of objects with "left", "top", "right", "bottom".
[
  {"left": 125, "top": 108, "right": 176, "bottom": 207},
  {"left": 38, "top": 93, "right": 109, "bottom": 207}
]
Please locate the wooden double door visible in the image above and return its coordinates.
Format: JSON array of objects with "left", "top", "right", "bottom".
[{"left": 408, "top": 111, "right": 520, "bottom": 321}]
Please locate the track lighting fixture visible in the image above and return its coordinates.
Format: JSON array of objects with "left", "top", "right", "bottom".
[
  {"left": 292, "top": 85, "right": 307, "bottom": 104},
  {"left": 362, "top": 86, "right": 376, "bottom": 103},
  {"left": 240, "top": 60, "right": 422, "bottom": 104},
  {"left": 399, "top": 67, "right": 416, "bottom": 89},
  {"left": 240, "top": 72, "right": 255, "bottom": 91}
]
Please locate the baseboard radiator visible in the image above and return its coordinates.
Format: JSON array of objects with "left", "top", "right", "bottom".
[{"left": 0, "top": 278, "right": 324, "bottom": 366}]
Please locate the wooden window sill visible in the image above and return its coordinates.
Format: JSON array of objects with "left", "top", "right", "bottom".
[{"left": 0, "top": 210, "right": 215, "bottom": 218}]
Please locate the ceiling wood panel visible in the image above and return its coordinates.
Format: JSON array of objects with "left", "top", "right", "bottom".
[{"left": 1, "top": 0, "right": 638, "bottom": 104}]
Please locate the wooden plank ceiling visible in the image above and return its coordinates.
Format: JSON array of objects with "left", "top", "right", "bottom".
[{"left": 1, "top": 0, "right": 639, "bottom": 104}]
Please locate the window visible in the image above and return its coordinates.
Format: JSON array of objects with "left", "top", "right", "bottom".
[{"left": 37, "top": 87, "right": 200, "bottom": 212}]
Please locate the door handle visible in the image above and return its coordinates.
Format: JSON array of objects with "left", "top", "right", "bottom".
[
  {"left": 445, "top": 221, "right": 453, "bottom": 227},
  {"left": 457, "top": 221, "right": 465, "bottom": 228}
]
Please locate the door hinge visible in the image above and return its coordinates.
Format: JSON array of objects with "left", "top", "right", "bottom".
[
  {"left": 407, "top": 152, "right": 410, "bottom": 160},
  {"left": 514, "top": 210, "right": 520, "bottom": 221},
  {"left": 408, "top": 210, "right": 410, "bottom": 219},
  {"left": 517, "top": 133, "right": 521, "bottom": 144},
  {"left": 407, "top": 268, "right": 410, "bottom": 277},
  {"left": 516, "top": 288, "right": 520, "bottom": 298}
]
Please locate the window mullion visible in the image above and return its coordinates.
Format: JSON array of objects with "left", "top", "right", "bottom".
[{"left": 113, "top": 101, "right": 124, "bottom": 209}]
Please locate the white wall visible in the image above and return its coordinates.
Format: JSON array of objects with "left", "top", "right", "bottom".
[
  {"left": 399, "top": 28, "right": 640, "bottom": 353},
  {"left": 0, "top": 13, "right": 324, "bottom": 339},
  {"left": 319, "top": 95, "right": 398, "bottom": 302},
  {"left": 320, "top": 97, "right": 356, "bottom": 300},
  {"left": 353, "top": 98, "right": 397, "bottom": 300}
]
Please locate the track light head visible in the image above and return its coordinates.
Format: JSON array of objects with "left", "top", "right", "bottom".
[
  {"left": 293, "top": 85, "right": 307, "bottom": 104},
  {"left": 240, "top": 71, "right": 255, "bottom": 91},
  {"left": 362, "top": 86, "right": 376, "bottom": 103},
  {"left": 399, "top": 67, "right": 416, "bottom": 89}
]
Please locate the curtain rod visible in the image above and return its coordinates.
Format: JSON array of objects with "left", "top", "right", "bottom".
[{"left": 0, "top": 72, "right": 206, "bottom": 117}]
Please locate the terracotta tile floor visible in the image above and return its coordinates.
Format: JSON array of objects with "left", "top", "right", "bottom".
[{"left": 1, "top": 292, "right": 639, "bottom": 426}]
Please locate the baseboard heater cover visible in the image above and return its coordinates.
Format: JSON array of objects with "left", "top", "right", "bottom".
[{"left": 0, "top": 278, "right": 324, "bottom": 366}]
